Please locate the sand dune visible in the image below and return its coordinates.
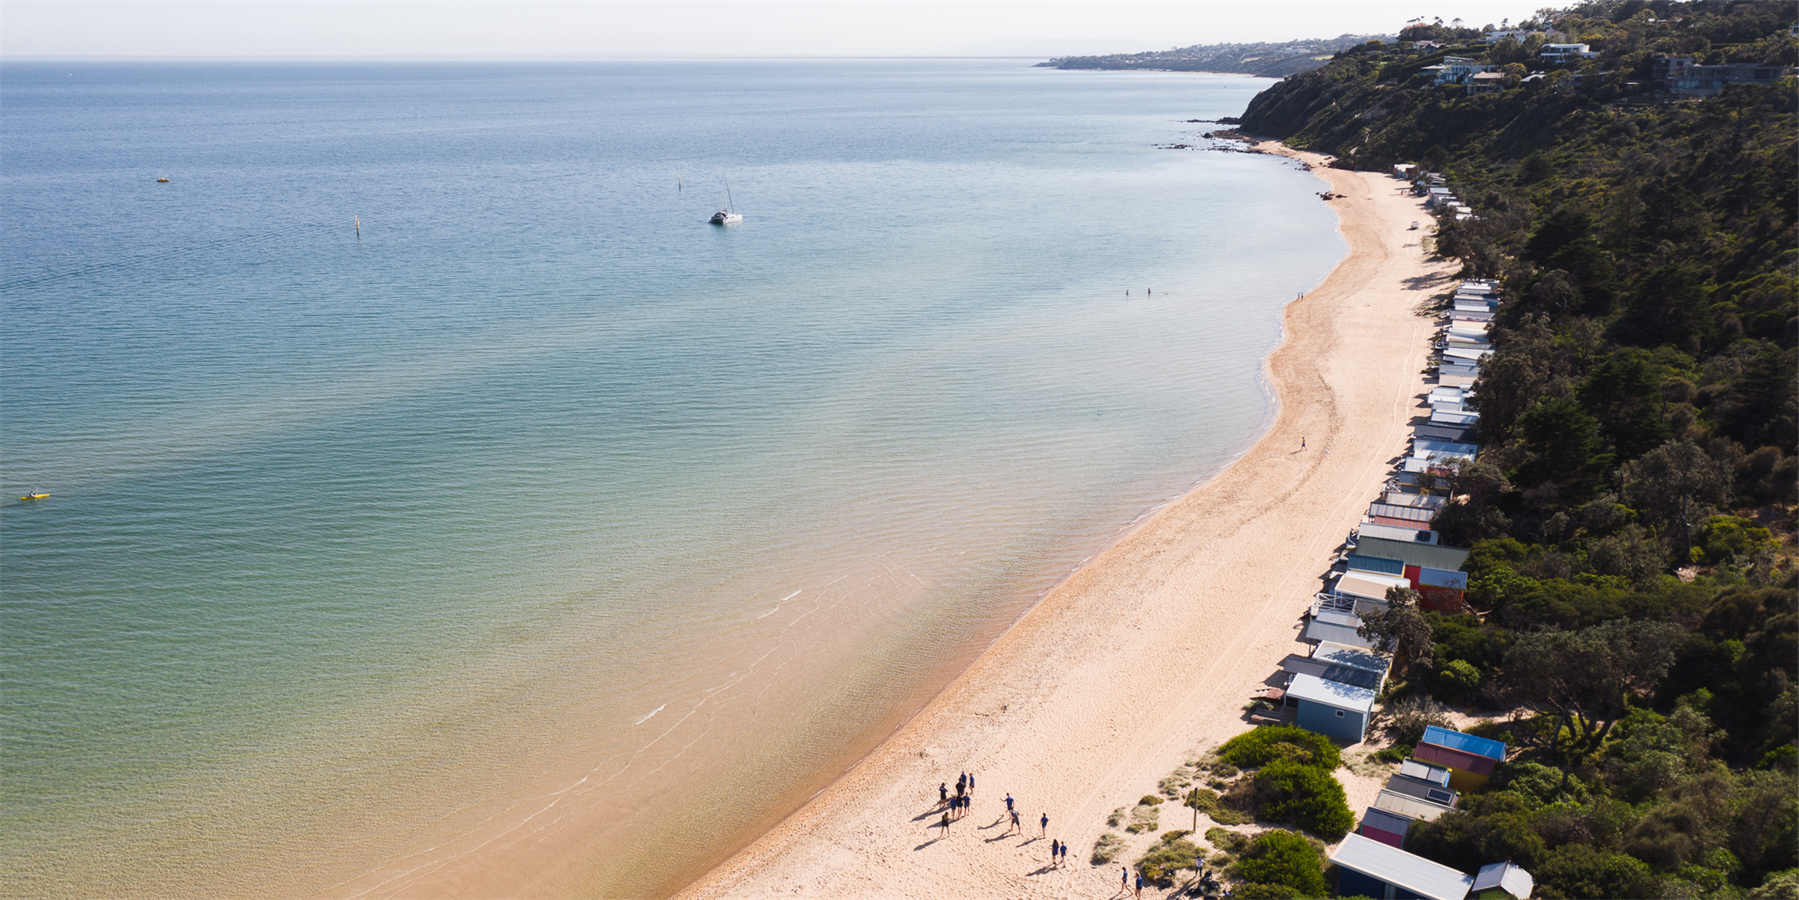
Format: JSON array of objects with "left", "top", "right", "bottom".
[{"left": 674, "top": 144, "right": 1455, "bottom": 900}]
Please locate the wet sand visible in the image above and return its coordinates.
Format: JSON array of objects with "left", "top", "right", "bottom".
[{"left": 672, "top": 144, "right": 1453, "bottom": 899}]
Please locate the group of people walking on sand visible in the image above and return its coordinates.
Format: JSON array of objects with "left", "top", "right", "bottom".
[{"left": 933, "top": 773, "right": 1058, "bottom": 858}]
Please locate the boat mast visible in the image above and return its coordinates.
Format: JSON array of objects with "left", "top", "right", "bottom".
[{"left": 723, "top": 171, "right": 734, "bottom": 213}]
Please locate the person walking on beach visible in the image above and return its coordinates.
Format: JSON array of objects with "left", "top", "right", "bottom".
[
  {"left": 1301, "top": 436, "right": 1306, "bottom": 450},
  {"left": 1135, "top": 872, "right": 1144, "bottom": 899},
  {"left": 938, "top": 810, "right": 951, "bottom": 836},
  {"left": 1122, "top": 866, "right": 1130, "bottom": 893},
  {"left": 1040, "top": 812, "right": 1049, "bottom": 837},
  {"left": 967, "top": 773, "right": 974, "bottom": 794},
  {"left": 1008, "top": 808, "right": 1021, "bottom": 834},
  {"left": 939, "top": 782, "right": 948, "bottom": 806},
  {"left": 1050, "top": 839, "right": 1060, "bottom": 866}
]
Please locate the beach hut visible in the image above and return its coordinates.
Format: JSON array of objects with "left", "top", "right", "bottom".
[
  {"left": 1347, "top": 553, "right": 1406, "bottom": 576},
  {"left": 1357, "top": 521, "right": 1439, "bottom": 544},
  {"left": 1286, "top": 672, "right": 1376, "bottom": 744},
  {"left": 1408, "top": 426, "right": 1475, "bottom": 448},
  {"left": 1431, "top": 409, "right": 1481, "bottom": 427},
  {"left": 1301, "top": 610, "right": 1375, "bottom": 648},
  {"left": 1374, "top": 789, "right": 1456, "bottom": 822},
  {"left": 1401, "top": 758, "right": 1453, "bottom": 785},
  {"left": 1333, "top": 569, "right": 1413, "bottom": 610},
  {"left": 1415, "top": 725, "right": 1507, "bottom": 791},
  {"left": 1415, "top": 566, "right": 1469, "bottom": 611},
  {"left": 1332, "top": 833, "right": 1475, "bottom": 900},
  {"left": 1360, "top": 806, "right": 1415, "bottom": 849},
  {"left": 1473, "top": 861, "right": 1535, "bottom": 900},
  {"left": 1384, "top": 772, "right": 1460, "bottom": 812},
  {"left": 1278, "top": 651, "right": 1384, "bottom": 692},
  {"left": 1352, "top": 537, "right": 1471, "bottom": 573}
]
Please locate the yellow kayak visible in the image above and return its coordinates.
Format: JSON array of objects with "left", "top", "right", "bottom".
[{"left": 19, "top": 493, "right": 48, "bottom": 501}]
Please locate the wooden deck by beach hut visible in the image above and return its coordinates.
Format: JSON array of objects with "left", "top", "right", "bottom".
[
  {"left": 1332, "top": 833, "right": 1475, "bottom": 900},
  {"left": 1360, "top": 805, "right": 1415, "bottom": 849},
  {"left": 1473, "top": 861, "right": 1535, "bottom": 900},
  {"left": 1415, "top": 725, "right": 1507, "bottom": 791},
  {"left": 1286, "top": 672, "right": 1376, "bottom": 744}
]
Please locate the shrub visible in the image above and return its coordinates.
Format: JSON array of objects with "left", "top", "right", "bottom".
[
  {"left": 1139, "top": 794, "right": 1165, "bottom": 806},
  {"left": 1253, "top": 759, "right": 1355, "bottom": 840},
  {"left": 1185, "top": 787, "right": 1255, "bottom": 827},
  {"left": 1091, "top": 832, "right": 1125, "bottom": 864},
  {"left": 1137, "top": 830, "right": 1202, "bottom": 884},
  {"left": 1219, "top": 725, "right": 1343, "bottom": 771},
  {"left": 1206, "top": 827, "right": 1251, "bottom": 856},
  {"left": 1126, "top": 803, "right": 1160, "bottom": 834},
  {"left": 1107, "top": 807, "right": 1126, "bottom": 828},
  {"left": 1437, "top": 659, "right": 1483, "bottom": 697},
  {"left": 1237, "top": 830, "right": 1328, "bottom": 897}
]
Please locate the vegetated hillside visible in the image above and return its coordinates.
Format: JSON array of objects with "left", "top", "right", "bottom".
[
  {"left": 1242, "top": 2, "right": 1797, "bottom": 898},
  {"left": 1037, "top": 35, "right": 1389, "bottom": 78}
]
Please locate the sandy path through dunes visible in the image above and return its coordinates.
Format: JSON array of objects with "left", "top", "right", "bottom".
[{"left": 674, "top": 145, "right": 1454, "bottom": 900}]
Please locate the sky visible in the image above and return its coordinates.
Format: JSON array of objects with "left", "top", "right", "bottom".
[{"left": 3, "top": 1, "right": 1557, "bottom": 60}]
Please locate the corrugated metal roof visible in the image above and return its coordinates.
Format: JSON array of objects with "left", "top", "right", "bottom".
[
  {"left": 1423, "top": 726, "right": 1507, "bottom": 760},
  {"left": 1385, "top": 773, "right": 1459, "bottom": 807},
  {"left": 1315, "top": 642, "right": 1390, "bottom": 674},
  {"left": 1303, "top": 618, "right": 1375, "bottom": 648},
  {"left": 1352, "top": 537, "right": 1470, "bottom": 571},
  {"left": 1401, "top": 758, "right": 1452, "bottom": 786},
  {"left": 1473, "top": 861, "right": 1535, "bottom": 898},
  {"left": 1331, "top": 833, "right": 1474, "bottom": 900},
  {"left": 1279, "top": 653, "right": 1383, "bottom": 690},
  {"left": 1284, "top": 672, "right": 1375, "bottom": 712},
  {"left": 1413, "top": 741, "right": 1498, "bottom": 775},
  {"left": 1358, "top": 520, "right": 1438, "bottom": 542},
  {"left": 1375, "top": 790, "right": 1455, "bottom": 821},
  {"left": 1414, "top": 424, "right": 1474, "bottom": 443},
  {"left": 1346, "top": 553, "right": 1405, "bottom": 576},
  {"left": 1336, "top": 571, "right": 1409, "bottom": 601},
  {"left": 1362, "top": 806, "right": 1416, "bottom": 835}
]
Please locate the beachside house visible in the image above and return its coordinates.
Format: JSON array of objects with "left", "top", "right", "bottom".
[
  {"left": 1415, "top": 725, "right": 1508, "bottom": 791},
  {"left": 1332, "top": 833, "right": 1475, "bottom": 900},
  {"left": 1429, "top": 58, "right": 1497, "bottom": 86},
  {"left": 1286, "top": 672, "right": 1376, "bottom": 744},
  {"left": 1466, "top": 72, "right": 1507, "bottom": 95},
  {"left": 1473, "top": 861, "right": 1535, "bottom": 900},
  {"left": 1539, "top": 43, "right": 1596, "bottom": 63}
]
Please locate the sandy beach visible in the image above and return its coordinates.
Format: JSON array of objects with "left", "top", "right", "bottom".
[{"left": 673, "top": 144, "right": 1454, "bottom": 900}]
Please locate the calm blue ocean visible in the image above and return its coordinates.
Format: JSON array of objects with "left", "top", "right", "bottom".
[{"left": 0, "top": 60, "right": 1342, "bottom": 897}]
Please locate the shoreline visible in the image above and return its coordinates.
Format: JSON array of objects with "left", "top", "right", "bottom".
[{"left": 672, "top": 141, "right": 1453, "bottom": 899}]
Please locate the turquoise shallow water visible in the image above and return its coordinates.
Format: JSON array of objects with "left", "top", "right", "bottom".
[{"left": 0, "top": 60, "right": 1343, "bottom": 897}]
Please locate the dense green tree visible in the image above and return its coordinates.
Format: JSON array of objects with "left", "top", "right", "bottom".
[
  {"left": 1251, "top": 759, "right": 1356, "bottom": 840},
  {"left": 1505, "top": 619, "right": 1683, "bottom": 758},
  {"left": 1620, "top": 440, "right": 1730, "bottom": 557},
  {"left": 1357, "top": 586, "right": 1434, "bottom": 674}
]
